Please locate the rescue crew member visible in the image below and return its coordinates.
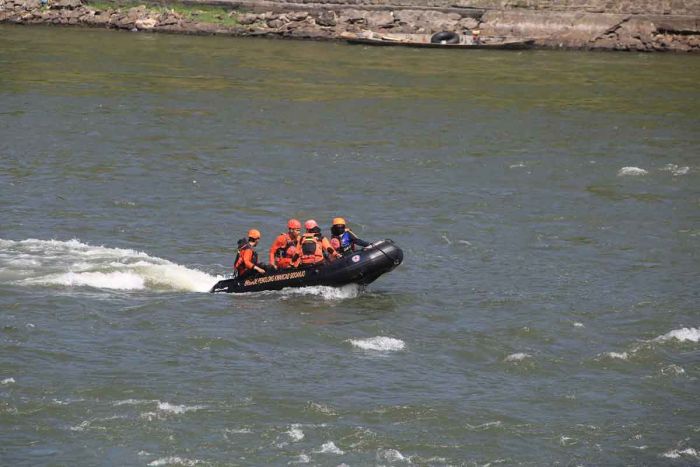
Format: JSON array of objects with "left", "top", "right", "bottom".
[
  {"left": 234, "top": 229, "right": 266, "bottom": 278},
  {"left": 298, "top": 219, "right": 338, "bottom": 265},
  {"left": 284, "top": 246, "right": 297, "bottom": 267},
  {"left": 330, "top": 217, "right": 369, "bottom": 254},
  {"left": 328, "top": 238, "right": 341, "bottom": 262},
  {"left": 269, "top": 218, "right": 302, "bottom": 269}
]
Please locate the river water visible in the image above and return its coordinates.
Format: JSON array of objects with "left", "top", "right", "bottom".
[{"left": 1, "top": 25, "right": 699, "bottom": 466}]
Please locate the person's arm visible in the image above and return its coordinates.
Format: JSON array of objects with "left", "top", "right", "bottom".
[
  {"left": 347, "top": 230, "right": 370, "bottom": 247},
  {"left": 269, "top": 235, "right": 283, "bottom": 266},
  {"left": 242, "top": 249, "right": 265, "bottom": 273}
]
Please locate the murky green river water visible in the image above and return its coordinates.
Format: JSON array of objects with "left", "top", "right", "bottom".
[{"left": 1, "top": 25, "right": 699, "bottom": 466}]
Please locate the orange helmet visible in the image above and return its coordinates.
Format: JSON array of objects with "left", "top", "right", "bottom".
[
  {"left": 332, "top": 217, "right": 346, "bottom": 226},
  {"left": 287, "top": 218, "right": 302, "bottom": 230},
  {"left": 304, "top": 219, "right": 318, "bottom": 231},
  {"left": 247, "top": 229, "right": 261, "bottom": 240}
]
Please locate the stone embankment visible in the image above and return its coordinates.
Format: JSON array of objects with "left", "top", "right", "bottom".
[{"left": 1, "top": 0, "right": 699, "bottom": 52}]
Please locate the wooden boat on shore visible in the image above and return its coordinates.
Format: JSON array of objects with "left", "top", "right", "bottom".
[{"left": 341, "top": 32, "right": 535, "bottom": 50}]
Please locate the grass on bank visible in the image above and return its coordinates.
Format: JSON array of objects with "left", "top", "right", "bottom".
[{"left": 85, "top": 0, "right": 241, "bottom": 26}]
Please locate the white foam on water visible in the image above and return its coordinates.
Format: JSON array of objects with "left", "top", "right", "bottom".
[
  {"left": 654, "top": 327, "right": 700, "bottom": 343},
  {"left": 377, "top": 448, "right": 411, "bottom": 463},
  {"left": 157, "top": 402, "right": 205, "bottom": 414},
  {"left": 349, "top": 336, "right": 406, "bottom": 352},
  {"left": 307, "top": 402, "right": 336, "bottom": 416},
  {"left": 113, "top": 200, "right": 137, "bottom": 207},
  {"left": 660, "top": 364, "right": 685, "bottom": 376},
  {"left": 49, "top": 271, "right": 146, "bottom": 290},
  {"left": 7, "top": 258, "right": 41, "bottom": 267},
  {"left": 113, "top": 399, "right": 158, "bottom": 406},
  {"left": 69, "top": 420, "right": 92, "bottom": 432},
  {"left": 603, "top": 351, "right": 629, "bottom": 360},
  {"left": 290, "top": 454, "right": 310, "bottom": 464},
  {"left": 559, "top": 435, "right": 577, "bottom": 446},
  {"left": 287, "top": 424, "right": 305, "bottom": 442},
  {"left": 1, "top": 238, "right": 221, "bottom": 293},
  {"left": 140, "top": 412, "right": 159, "bottom": 421},
  {"left": 314, "top": 441, "right": 344, "bottom": 455},
  {"left": 662, "top": 448, "right": 698, "bottom": 459},
  {"left": 1, "top": 377, "right": 15, "bottom": 385},
  {"left": 481, "top": 459, "right": 508, "bottom": 466},
  {"left": 573, "top": 322, "right": 584, "bottom": 328},
  {"left": 52, "top": 397, "right": 84, "bottom": 406},
  {"left": 68, "top": 415, "right": 126, "bottom": 432},
  {"left": 279, "top": 283, "right": 360, "bottom": 300},
  {"left": 465, "top": 421, "right": 503, "bottom": 431},
  {"left": 662, "top": 164, "right": 690, "bottom": 176},
  {"left": 148, "top": 457, "right": 202, "bottom": 466},
  {"left": 504, "top": 353, "right": 531, "bottom": 362},
  {"left": 617, "top": 166, "right": 648, "bottom": 176}
]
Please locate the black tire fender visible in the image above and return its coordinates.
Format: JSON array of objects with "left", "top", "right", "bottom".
[{"left": 430, "top": 31, "right": 460, "bottom": 44}]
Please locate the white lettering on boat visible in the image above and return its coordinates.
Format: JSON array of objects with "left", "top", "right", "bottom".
[{"left": 244, "top": 270, "right": 307, "bottom": 287}]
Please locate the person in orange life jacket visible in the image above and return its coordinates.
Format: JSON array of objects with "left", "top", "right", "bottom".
[
  {"left": 269, "top": 218, "right": 302, "bottom": 269},
  {"left": 298, "top": 219, "right": 339, "bottom": 265},
  {"left": 330, "top": 217, "right": 369, "bottom": 255},
  {"left": 234, "top": 229, "right": 266, "bottom": 278},
  {"left": 327, "top": 238, "right": 341, "bottom": 262},
  {"left": 284, "top": 246, "right": 298, "bottom": 268}
]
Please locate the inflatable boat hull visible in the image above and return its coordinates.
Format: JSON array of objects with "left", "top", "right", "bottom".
[{"left": 210, "top": 239, "right": 403, "bottom": 294}]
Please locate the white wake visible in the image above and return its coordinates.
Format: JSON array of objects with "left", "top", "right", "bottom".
[{"left": 0, "top": 238, "right": 221, "bottom": 293}]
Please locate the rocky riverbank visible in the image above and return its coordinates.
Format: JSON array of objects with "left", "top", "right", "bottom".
[{"left": 1, "top": 0, "right": 699, "bottom": 52}]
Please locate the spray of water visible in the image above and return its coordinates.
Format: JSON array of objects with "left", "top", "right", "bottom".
[{"left": 0, "top": 238, "right": 220, "bottom": 293}]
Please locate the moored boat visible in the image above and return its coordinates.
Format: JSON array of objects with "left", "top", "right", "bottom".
[
  {"left": 341, "top": 31, "right": 535, "bottom": 50},
  {"left": 210, "top": 239, "right": 403, "bottom": 294}
]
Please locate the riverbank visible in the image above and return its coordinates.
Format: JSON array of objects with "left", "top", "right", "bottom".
[{"left": 1, "top": 0, "right": 699, "bottom": 52}]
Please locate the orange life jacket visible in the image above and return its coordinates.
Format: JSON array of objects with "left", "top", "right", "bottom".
[
  {"left": 274, "top": 233, "right": 296, "bottom": 260},
  {"left": 298, "top": 233, "right": 324, "bottom": 265},
  {"left": 234, "top": 243, "right": 258, "bottom": 276}
]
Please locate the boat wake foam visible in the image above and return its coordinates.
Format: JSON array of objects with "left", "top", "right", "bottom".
[
  {"left": 278, "top": 284, "right": 361, "bottom": 300},
  {"left": 0, "top": 238, "right": 220, "bottom": 293}
]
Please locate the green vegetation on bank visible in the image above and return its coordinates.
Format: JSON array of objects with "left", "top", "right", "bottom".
[{"left": 85, "top": 0, "right": 240, "bottom": 26}]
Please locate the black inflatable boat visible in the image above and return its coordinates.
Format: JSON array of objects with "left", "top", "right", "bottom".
[{"left": 210, "top": 239, "right": 403, "bottom": 294}]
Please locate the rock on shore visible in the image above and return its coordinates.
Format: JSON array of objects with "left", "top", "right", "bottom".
[{"left": 1, "top": 0, "right": 698, "bottom": 52}]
